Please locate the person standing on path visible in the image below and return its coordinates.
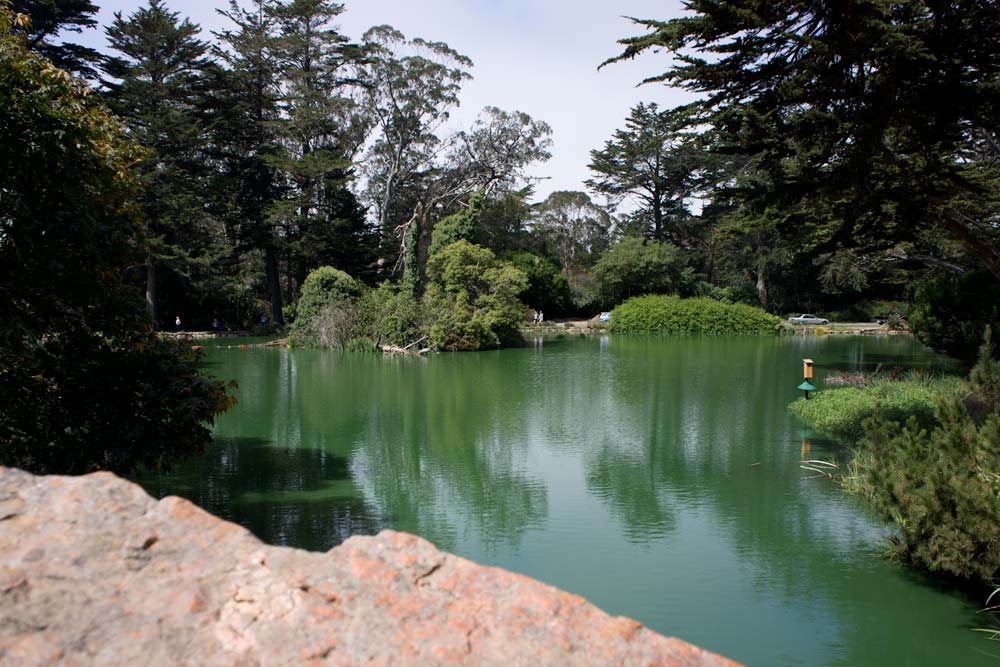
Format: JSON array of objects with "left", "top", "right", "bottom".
[{"left": 175, "top": 315, "right": 182, "bottom": 332}]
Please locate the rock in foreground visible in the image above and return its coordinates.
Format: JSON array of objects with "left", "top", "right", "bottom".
[{"left": 0, "top": 467, "right": 741, "bottom": 666}]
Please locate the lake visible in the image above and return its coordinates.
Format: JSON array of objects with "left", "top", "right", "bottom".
[{"left": 141, "top": 334, "right": 997, "bottom": 666}]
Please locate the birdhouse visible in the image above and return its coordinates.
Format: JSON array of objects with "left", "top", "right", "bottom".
[{"left": 803, "top": 359, "right": 814, "bottom": 380}]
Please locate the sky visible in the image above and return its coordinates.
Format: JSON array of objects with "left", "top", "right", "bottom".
[{"left": 74, "top": 0, "right": 695, "bottom": 202}]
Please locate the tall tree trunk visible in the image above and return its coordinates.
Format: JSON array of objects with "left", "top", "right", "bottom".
[
  {"left": 652, "top": 196, "right": 663, "bottom": 241},
  {"left": 265, "top": 243, "right": 284, "bottom": 326},
  {"left": 145, "top": 247, "right": 157, "bottom": 328},
  {"left": 756, "top": 257, "right": 768, "bottom": 310}
]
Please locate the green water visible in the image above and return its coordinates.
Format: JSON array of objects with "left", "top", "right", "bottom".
[{"left": 143, "top": 335, "right": 998, "bottom": 666}]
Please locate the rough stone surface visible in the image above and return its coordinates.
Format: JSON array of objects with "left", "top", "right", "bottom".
[{"left": 0, "top": 467, "right": 742, "bottom": 667}]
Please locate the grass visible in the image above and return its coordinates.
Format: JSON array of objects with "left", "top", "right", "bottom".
[{"left": 788, "top": 372, "right": 964, "bottom": 441}]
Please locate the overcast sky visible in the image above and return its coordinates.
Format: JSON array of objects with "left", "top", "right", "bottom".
[{"left": 75, "top": 0, "right": 694, "bottom": 201}]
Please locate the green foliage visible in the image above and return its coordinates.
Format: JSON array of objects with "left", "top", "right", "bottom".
[
  {"left": 825, "top": 300, "right": 909, "bottom": 323},
  {"left": 609, "top": 295, "right": 780, "bottom": 335},
  {"left": 0, "top": 12, "right": 233, "bottom": 475},
  {"left": 11, "top": 0, "right": 102, "bottom": 77},
  {"left": 789, "top": 375, "right": 963, "bottom": 442},
  {"left": 850, "top": 402, "right": 1000, "bottom": 584},
  {"left": 422, "top": 240, "right": 528, "bottom": 350},
  {"left": 289, "top": 266, "right": 362, "bottom": 345},
  {"left": 970, "top": 326, "right": 1000, "bottom": 414},
  {"left": 355, "top": 282, "right": 422, "bottom": 348},
  {"left": 428, "top": 191, "right": 483, "bottom": 257},
  {"left": 908, "top": 271, "right": 1000, "bottom": 364},
  {"left": 593, "top": 237, "right": 692, "bottom": 307},
  {"left": 503, "top": 251, "right": 573, "bottom": 317}
]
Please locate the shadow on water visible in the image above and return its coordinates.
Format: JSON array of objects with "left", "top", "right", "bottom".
[
  {"left": 814, "top": 352, "right": 962, "bottom": 375},
  {"left": 136, "top": 436, "right": 388, "bottom": 552}
]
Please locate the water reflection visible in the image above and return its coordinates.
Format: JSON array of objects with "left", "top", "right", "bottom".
[
  {"left": 138, "top": 336, "right": 992, "bottom": 667},
  {"left": 141, "top": 437, "right": 385, "bottom": 551}
]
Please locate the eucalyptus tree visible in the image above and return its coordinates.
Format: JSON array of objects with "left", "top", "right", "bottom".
[
  {"left": 103, "top": 0, "right": 217, "bottom": 327},
  {"left": 357, "top": 25, "right": 472, "bottom": 262},
  {"left": 587, "top": 103, "right": 701, "bottom": 244},
  {"left": 605, "top": 0, "right": 1000, "bottom": 283},
  {"left": 11, "top": 0, "right": 101, "bottom": 77},
  {"left": 454, "top": 106, "right": 553, "bottom": 197},
  {"left": 532, "top": 190, "right": 612, "bottom": 272}
]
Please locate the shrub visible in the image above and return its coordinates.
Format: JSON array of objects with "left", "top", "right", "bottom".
[
  {"left": 290, "top": 266, "right": 363, "bottom": 346},
  {"left": 850, "top": 402, "right": 1000, "bottom": 583},
  {"left": 423, "top": 241, "right": 528, "bottom": 350},
  {"left": 354, "top": 282, "right": 422, "bottom": 348},
  {"left": 609, "top": 295, "right": 781, "bottom": 335},
  {"left": 788, "top": 374, "right": 963, "bottom": 441}
]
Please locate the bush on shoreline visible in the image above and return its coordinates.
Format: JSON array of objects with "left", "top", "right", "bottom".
[
  {"left": 609, "top": 295, "right": 781, "bottom": 335},
  {"left": 849, "top": 401, "right": 1000, "bottom": 584},
  {"left": 790, "top": 330, "right": 1000, "bottom": 585}
]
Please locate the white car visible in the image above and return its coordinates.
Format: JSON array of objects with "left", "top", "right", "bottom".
[{"left": 789, "top": 314, "right": 829, "bottom": 325}]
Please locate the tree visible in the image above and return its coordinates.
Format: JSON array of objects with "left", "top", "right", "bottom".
[
  {"left": 0, "top": 7, "right": 233, "bottom": 474},
  {"left": 588, "top": 103, "right": 700, "bottom": 244},
  {"left": 267, "top": 0, "right": 375, "bottom": 302},
  {"left": 422, "top": 241, "right": 528, "bottom": 351},
  {"left": 103, "top": 0, "right": 217, "bottom": 328},
  {"left": 210, "top": 0, "right": 286, "bottom": 326},
  {"left": 593, "top": 237, "right": 692, "bottom": 307},
  {"left": 358, "top": 24, "right": 472, "bottom": 255},
  {"left": 11, "top": 0, "right": 101, "bottom": 77},
  {"left": 533, "top": 191, "right": 612, "bottom": 270},
  {"left": 605, "top": 1, "right": 1000, "bottom": 284},
  {"left": 454, "top": 106, "right": 552, "bottom": 197}
]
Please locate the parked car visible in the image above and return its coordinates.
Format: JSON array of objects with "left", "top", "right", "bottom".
[{"left": 789, "top": 314, "right": 829, "bottom": 325}]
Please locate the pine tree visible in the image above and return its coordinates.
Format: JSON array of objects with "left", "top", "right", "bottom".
[
  {"left": 11, "top": 0, "right": 101, "bottom": 77},
  {"left": 605, "top": 0, "right": 1000, "bottom": 283},
  {"left": 267, "top": 0, "right": 374, "bottom": 303},
  {"left": 103, "top": 0, "right": 217, "bottom": 328},
  {"left": 211, "top": 0, "right": 286, "bottom": 325}
]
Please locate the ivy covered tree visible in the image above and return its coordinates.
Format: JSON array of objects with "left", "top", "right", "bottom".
[{"left": 0, "top": 6, "right": 233, "bottom": 474}]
